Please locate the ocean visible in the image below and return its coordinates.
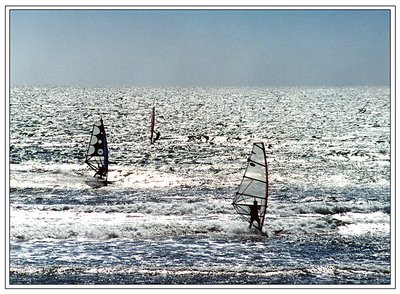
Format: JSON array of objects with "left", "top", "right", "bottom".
[{"left": 8, "top": 86, "right": 392, "bottom": 286}]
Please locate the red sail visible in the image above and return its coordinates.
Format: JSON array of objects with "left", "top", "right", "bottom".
[{"left": 150, "top": 106, "right": 155, "bottom": 144}]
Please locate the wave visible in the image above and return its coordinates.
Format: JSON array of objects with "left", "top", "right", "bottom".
[
  {"left": 9, "top": 203, "right": 390, "bottom": 243},
  {"left": 294, "top": 201, "right": 390, "bottom": 216}
]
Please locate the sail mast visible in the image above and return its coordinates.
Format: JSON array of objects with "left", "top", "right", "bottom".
[
  {"left": 102, "top": 117, "right": 109, "bottom": 181},
  {"left": 259, "top": 142, "right": 269, "bottom": 230},
  {"left": 150, "top": 106, "right": 155, "bottom": 144},
  {"left": 150, "top": 97, "right": 156, "bottom": 144}
]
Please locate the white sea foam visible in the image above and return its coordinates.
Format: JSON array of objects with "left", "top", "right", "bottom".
[{"left": 8, "top": 86, "right": 391, "bottom": 285}]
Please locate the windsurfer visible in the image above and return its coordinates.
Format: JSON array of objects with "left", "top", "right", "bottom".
[
  {"left": 154, "top": 131, "right": 160, "bottom": 142},
  {"left": 94, "top": 165, "right": 107, "bottom": 178},
  {"left": 151, "top": 131, "right": 160, "bottom": 143},
  {"left": 249, "top": 200, "right": 261, "bottom": 229}
]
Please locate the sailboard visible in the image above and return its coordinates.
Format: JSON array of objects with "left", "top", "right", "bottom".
[
  {"left": 84, "top": 117, "right": 111, "bottom": 187},
  {"left": 232, "top": 142, "right": 269, "bottom": 234},
  {"left": 150, "top": 98, "right": 161, "bottom": 144}
]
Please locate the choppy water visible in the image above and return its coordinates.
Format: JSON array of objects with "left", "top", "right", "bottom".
[{"left": 8, "top": 86, "right": 392, "bottom": 286}]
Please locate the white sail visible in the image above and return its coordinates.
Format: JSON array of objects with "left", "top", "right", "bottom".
[{"left": 232, "top": 142, "right": 269, "bottom": 232}]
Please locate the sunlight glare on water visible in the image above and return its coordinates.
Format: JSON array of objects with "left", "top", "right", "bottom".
[{"left": 9, "top": 86, "right": 391, "bottom": 285}]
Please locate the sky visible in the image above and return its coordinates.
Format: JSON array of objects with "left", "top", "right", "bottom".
[{"left": 9, "top": 9, "right": 391, "bottom": 87}]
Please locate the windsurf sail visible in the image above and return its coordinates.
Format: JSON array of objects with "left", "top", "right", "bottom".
[
  {"left": 232, "top": 142, "right": 269, "bottom": 232},
  {"left": 85, "top": 117, "right": 108, "bottom": 181},
  {"left": 150, "top": 105, "right": 155, "bottom": 144}
]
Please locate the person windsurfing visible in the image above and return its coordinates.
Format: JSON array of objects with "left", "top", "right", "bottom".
[
  {"left": 150, "top": 104, "right": 161, "bottom": 144},
  {"left": 153, "top": 130, "right": 160, "bottom": 143},
  {"left": 249, "top": 199, "right": 261, "bottom": 229},
  {"left": 94, "top": 165, "right": 107, "bottom": 179}
]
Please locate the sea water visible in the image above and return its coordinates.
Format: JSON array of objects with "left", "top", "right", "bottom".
[{"left": 8, "top": 86, "right": 392, "bottom": 286}]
